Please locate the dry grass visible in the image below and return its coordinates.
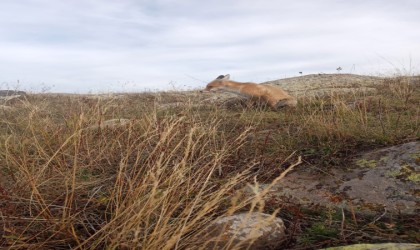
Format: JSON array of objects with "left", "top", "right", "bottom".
[
  {"left": 1, "top": 95, "right": 297, "bottom": 249},
  {"left": 0, "top": 75, "right": 419, "bottom": 249}
]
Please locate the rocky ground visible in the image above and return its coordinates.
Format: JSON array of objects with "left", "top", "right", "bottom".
[{"left": 243, "top": 141, "right": 419, "bottom": 215}]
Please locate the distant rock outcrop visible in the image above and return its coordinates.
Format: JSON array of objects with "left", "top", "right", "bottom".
[
  {"left": 0, "top": 90, "right": 26, "bottom": 96},
  {"left": 0, "top": 90, "right": 26, "bottom": 105},
  {"left": 263, "top": 74, "right": 383, "bottom": 97}
]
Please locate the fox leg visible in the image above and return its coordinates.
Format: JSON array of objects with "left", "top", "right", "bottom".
[
  {"left": 275, "top": 98, "right": 298, "bottom": 109},
  {"left": 267, "top": 98, "right": 280, "bottom": 110}
]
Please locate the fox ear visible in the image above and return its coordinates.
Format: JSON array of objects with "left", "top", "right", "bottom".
[{"left": 216, "top": 74, "right": 230, "bottom": 81}]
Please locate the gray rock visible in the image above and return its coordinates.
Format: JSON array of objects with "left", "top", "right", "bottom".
[
  {"left": 0, "top": 95, "right": 22, "bottom": 101},
  {"left": 0, "top": 90, "right": 26, "bottom": 105},
  {"left": 339, "top": 141, "right": 419, "bottom": 214},
  {"left": 0, "top": 90, "right": 26, "bottom": 96},
  {"left": 245, "top": 141, "right": 419, "bottom": 215},
  {"left": 322, "top": 243, "right": 420, "bottom": 250},
  {"left": 262, "top": 74, "right": 383, "bottom": 97},
  {"left": 198, "top": 212, "right": 286, "bottom": 249}
]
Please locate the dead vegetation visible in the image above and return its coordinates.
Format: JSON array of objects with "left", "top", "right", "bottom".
[{"left": 0, "top": 75, "right": 419, "bottom": 249}]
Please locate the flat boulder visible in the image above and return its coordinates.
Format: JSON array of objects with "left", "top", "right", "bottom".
[
  {"left": 0, "top": 90, "right": 26, "bottom": 105},
  {"left": 0, "top": 90, "right": 26, "bottom": 96},
  {"left": 338, "top": 141, "right": 419, "bottom": 214},
  {"left": 323, "top": 243, "right": 420, "bottom": 250},
  {"left": 246, "top": 141, "right": 419, "bottom": 215}
]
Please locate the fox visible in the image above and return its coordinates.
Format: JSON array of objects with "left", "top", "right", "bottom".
[{"left": 205, "top": 74, "right": 297, "bottom": 109}]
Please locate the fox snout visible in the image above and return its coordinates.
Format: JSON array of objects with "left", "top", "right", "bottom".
[
  {"left": 204, "top": 85, "right": 214, "bottom": 91},
  {"left": 200, "top": 86, "right": 211, "bottom": 93}
]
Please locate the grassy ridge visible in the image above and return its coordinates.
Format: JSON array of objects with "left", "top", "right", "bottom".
[{"left": 0, "top": 76, "right": 419, "bottom": 248}]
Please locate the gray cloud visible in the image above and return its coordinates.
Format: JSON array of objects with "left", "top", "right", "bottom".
[{"left": 0, "top": 0, "right": 419, "bottom": 92}]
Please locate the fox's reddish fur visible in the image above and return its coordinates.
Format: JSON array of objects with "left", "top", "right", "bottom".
[{"left": 205, "top": 74, "right": 297, "bottom": 109}]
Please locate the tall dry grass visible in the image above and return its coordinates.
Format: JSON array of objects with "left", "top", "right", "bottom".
[
  {"left": 1, "top": 75, "right": 419, "bottom": 248},
  {"left": 1, "top": 96, "right": 296, "bottom": 249}
]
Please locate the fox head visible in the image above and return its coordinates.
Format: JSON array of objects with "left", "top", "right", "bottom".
[{"left": 205, "top": 74, "right": 230, "bottom": 91}]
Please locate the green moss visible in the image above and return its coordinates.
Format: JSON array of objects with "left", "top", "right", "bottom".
[
  {"left": 299, "top": 224, "right": 338, "bottom": 245},
  {"left": 407, "top": 173, "right": 420, "bottom": 182},
  {"left": 304, "top": 222, "right": 339, "bottom": 240},
  {"left": 355, "top": 159, "right": 377, "bottom": 168},
  {"left": 386, "top": 169, "right": 400, "bottom": 177},
  {"left": 409, "top": 152, "right": 420, "bottom": 159},
  {"left": 401, "top": 164, "right": 413, "bottom": 171},
  {"left": 390, "top": 164, "right": 420, "bottom": 182}
]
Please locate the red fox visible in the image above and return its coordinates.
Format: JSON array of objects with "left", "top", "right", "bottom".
[{"left": 205, "top": 74, "right": 297, "bottom": 109}]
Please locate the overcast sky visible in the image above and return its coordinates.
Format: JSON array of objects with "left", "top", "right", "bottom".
[{"left": 1, "top": 0, "right": 419, "bottom": 93}]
